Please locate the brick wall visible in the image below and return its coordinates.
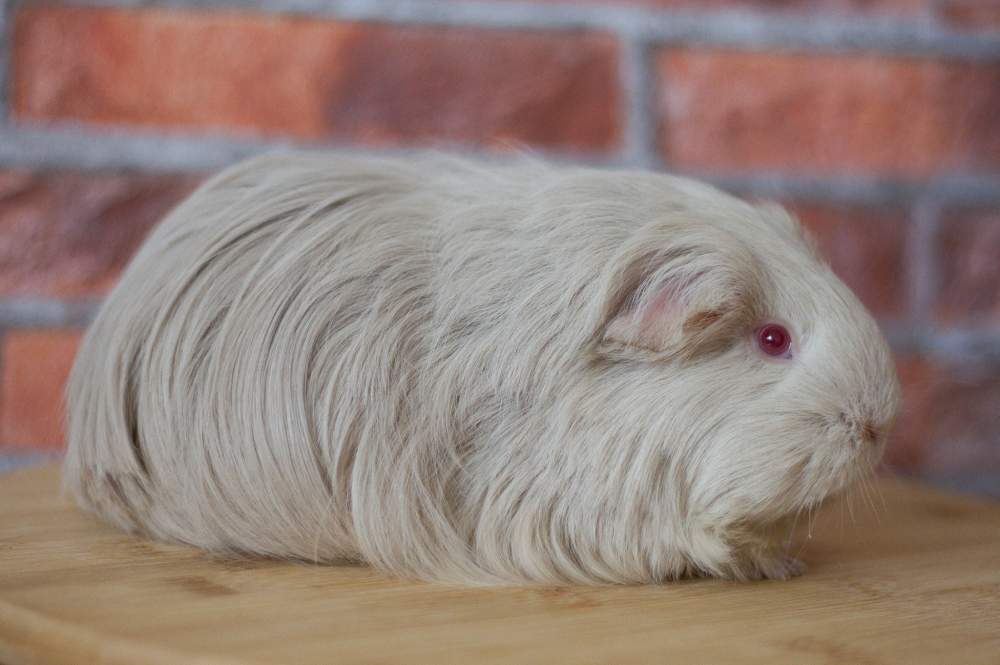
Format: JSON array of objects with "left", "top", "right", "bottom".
[{"left": 1, "top": 0, "right": 998, "bottom": 494}]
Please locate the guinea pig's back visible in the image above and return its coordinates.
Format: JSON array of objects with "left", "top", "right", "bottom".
[{"left": 62, "top": 153, "right": 450, "bottom": 559}]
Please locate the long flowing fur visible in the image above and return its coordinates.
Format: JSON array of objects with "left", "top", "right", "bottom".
[{"left": 63, "top": 153, "right": 900, "bottom": 584}]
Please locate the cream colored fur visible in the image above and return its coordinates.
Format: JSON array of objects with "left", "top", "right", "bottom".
[{"left": 63, "top": 153, "right": 900, "bottom": 584}]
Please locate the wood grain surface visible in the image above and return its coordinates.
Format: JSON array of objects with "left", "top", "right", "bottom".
[{"left": 1, "top": 465, "right": 998, "bottom": 665}]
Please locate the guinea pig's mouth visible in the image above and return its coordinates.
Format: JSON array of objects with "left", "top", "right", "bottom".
[
  {"left": 796, "top": 446, "right": 882, "bottom": 524},
  {"left": 772, "top": 427, "right": 884, "bottom": 526}
]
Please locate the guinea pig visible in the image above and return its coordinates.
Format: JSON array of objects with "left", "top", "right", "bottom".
[{"left": 63, "top": 152, "right": 900, "bottom": 585}]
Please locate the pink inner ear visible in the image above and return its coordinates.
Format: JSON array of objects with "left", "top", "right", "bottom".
[{"left": 606, "top": 283, "right": 685, "bottom": 350}]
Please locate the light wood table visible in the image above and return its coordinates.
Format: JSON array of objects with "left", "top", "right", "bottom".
[{"left": 1, "top": 465, "right": 998, "bottom": 664}]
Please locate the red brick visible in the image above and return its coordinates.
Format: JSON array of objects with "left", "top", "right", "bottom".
[
  {"left": 937, "top": 1, "right": 1000, "bottom": 31},
  {"left": 0, "top": 330, "right": 82, "bottom": 450},
  {"left": 934, "top": 208, "right": 1000, "bottom": 326},
  {"left": 490, "top": 0, "right": 928, "bottom": 14},
  {"left": 787, "top": 202, "right": 908, "bottom": 320},
  {"left": 13, "top": 7, "right": 621, "bottom": 151},
  {"left": 656, "top": 49, "right": 1000, "bottom": 176},
  {"left": 0, "top": 171, "right": 199, "bottom": 298},
  {"left": 888, "top": 355, "right": 1000, "bottom": 479}
]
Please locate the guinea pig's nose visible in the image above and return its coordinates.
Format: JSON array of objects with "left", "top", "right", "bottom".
[
  {"left": 838, "top": 412, "right": 882, "bottom": 446},
  {"left": 859, "top": 420, "right": 880, "bottom": 445}
]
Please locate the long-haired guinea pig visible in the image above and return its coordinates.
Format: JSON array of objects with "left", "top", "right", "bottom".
[{"left": 63, "top": 153, "right": 900, "bottom": 585}]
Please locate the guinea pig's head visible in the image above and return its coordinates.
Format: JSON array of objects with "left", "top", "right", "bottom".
[{"left": 593, "top": 194, "right": 900, "bottom": 533}]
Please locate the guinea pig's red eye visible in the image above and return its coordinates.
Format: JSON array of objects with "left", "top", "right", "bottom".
[{"left": 756, "top": 323, "right": 792, "bottom": 358}]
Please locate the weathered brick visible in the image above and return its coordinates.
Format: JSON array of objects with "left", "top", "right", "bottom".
[
  {"left": 889, "top": 355, "right": 936, "bottom": 470},
  {"left": 493, "top": 0, "right": 928, "bottom": 14},
  {"left": 786, "top": 202, "right": 908, "bottom": 320},
  {"left": 889, "top": 355, "right": 1000, "bottom": 491},
  {"left": 0, "top": 171, "right": 199, "bottom": 298},
  {"left": 934, "top": 208, "right": 1000, "bottom": 326},
  {"left": 938, "top": 0, "right": 1000, "bottom": 31},
  {"left": 0, "top": 330, "right": 82, "bottom": 450},
  {"left": 13, "top": 6, "right": 621, "bottom": 151},
  {"left": 656, "top": 49, "right": 1000, "bottom": 176}
]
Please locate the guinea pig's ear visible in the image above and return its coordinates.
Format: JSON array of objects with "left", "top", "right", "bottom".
[{"left": 597, "top": 242, "right": 763, "bottom": 361}]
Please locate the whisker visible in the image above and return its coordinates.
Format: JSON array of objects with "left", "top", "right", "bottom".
[
  {"left": 859, "top": 475, "right": 881, "bottom": 525},
  {"left": 785, "top": 497, "right": 810, "bottom": 553},
  {"left": 846, "top": 485, "right": 857, "bottom": 526},
  {"left": 838, "top": 491, "right": 846, "bottom": 538},
  {"left": 872, "top": 472, "right": 888, "bottom": 512}
]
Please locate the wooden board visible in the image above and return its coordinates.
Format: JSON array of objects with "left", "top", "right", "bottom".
[{"left": 1, "top": 465, "right": 998, "bottom": 665}]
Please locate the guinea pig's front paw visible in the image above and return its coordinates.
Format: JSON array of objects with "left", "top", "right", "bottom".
[
  {"left": 720, "top": 552, "right": 805, "bottom": 581},
  {"left": 753, "top": 554, "right": 805, "bottom": 581}
]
